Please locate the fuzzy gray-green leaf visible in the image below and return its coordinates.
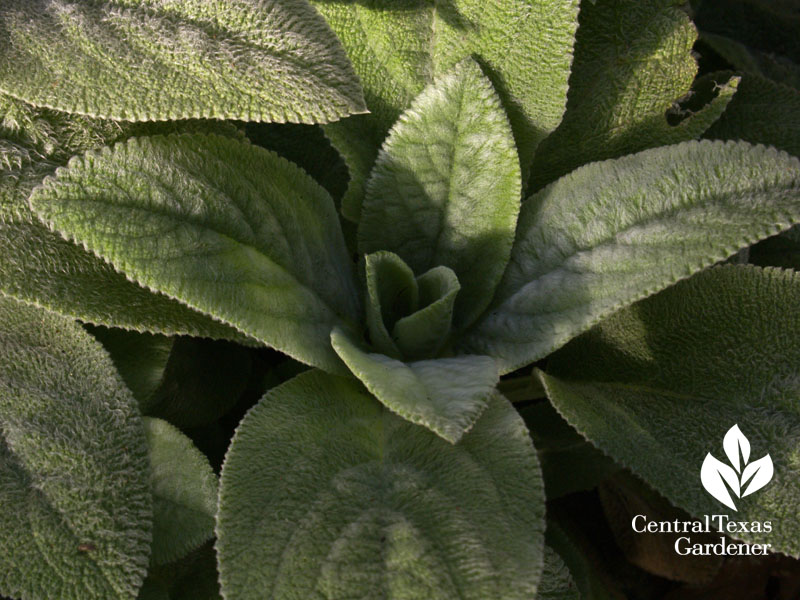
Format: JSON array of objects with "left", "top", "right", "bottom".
[
  {"left": 364, "top": 251, "right": 419, "bottom": 359},
  {"left": 313, "top": 0, "right": 579, "bottom": 216},
  {"left": 216, "top": 369, "right": 545, "bottom": 600},
  {"left": 541, "top": 265, "right": 800, "bottom": 557},
  {"left": 144, "top": 418, "right": 217, "bottom": 567},
  {"left": 0, "top": 296, "right": 151, "bottom": 600},
  {"left": 360, "top": 59, "right": 521, "bottom": 329},
  {"left": 363, "top": 251, "right": 460, "bottom": 361},
  {"left": 31, "top": 133, "right": 361, "bottom": 373},
  {"left": 0, "top": 0, "right": 366, "bottom": 123},
  {"left": 462, "top": 140, "right": 800, "bottom": 373},
  {"left": 331, "top": 328, "right": 497, "bottom": 443},
  {"left": 530, "top": 0, "right": 737, "bottom": 189},
  {"left": 0, "top": 95, "right": 259, "bottom": 342}
]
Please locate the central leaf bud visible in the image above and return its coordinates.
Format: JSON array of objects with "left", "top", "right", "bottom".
[{"left": 364, "top": 251, "right": 460, "bottom": 360}]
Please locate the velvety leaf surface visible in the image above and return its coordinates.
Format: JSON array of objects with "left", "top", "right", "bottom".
[
  {"left": 462, "top": 140, "right": 800, "bottom": 373},
  {"left": 331, "top": 328, "right": 498, "bottom": 443},
  {"left": 0, "top": 296, "right": 151, "bottom": 599},
  {"left": 216, "top": 369, "right": 545, "bottom": 600},
  {"left": 0, "top": 0, "right": 366, "bottom": 123},
  {"left": 144, "top": 418, "right": 217, "bottom": 567},
  {"left": 700, "top": 72, "right": 800, "bottom": 273},
  {"left": 530, "top": 0, "right": 737, "bottom": 189},
  {"left": 702, "top": 71, "right": 800, "bottom": 158},
  {"left": 537, "top": 546, "right": 580, "bottom": 600},
  {"left": 359, "top": 60, "right": 521, "bottom": 329},
  {"left": 0, "top": 95, "right": 258, "bottom": 341},
  {"left": 31, "top": 133, "right": 361, "bottom": 373},
  {"left": 541, "top": 265, "right": 800, "bottom": 556},
  {"left": 312, "top": 0, "right": 579, "bottom": 216}
]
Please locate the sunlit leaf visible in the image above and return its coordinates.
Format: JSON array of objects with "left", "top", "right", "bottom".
[
  {"left": 359, "top": 60, "right": 521, "bottom": 328},
  {"left": 217, "top": 369, "right": 546, "bottom": 600},
  {"left": 312, "top": 0, "right": 579, "bottom": 215},
  {"left": 0, "top": 0, "right": 366, "bottom": 123},
  {"left": 31, "top": 133, "right": 361, "bottom": 373},
  {"left": 462, "top": 141, "right": 800, "bottom": 373},
  {"left": 331, "top": 328, "right": 497, "bottom": 443}
]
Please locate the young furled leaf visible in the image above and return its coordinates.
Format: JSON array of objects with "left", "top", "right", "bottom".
[
  {"left": 144, "top": 418, "right": 218, "bottom": 566},
  {"left": 0, "top": 296, "right": 151, "bottom": 600},
  {"left": 363, "top": 251, "right": 460, "bottom": 361},
  {"left": 331, "top": 327, "right": 498, "bottom": 443},
  {"left": 216, "top": 369, "right": 545, "bottom": 600},
  {"left": 461, "top": 140, "right": 800, "bottom": 373},
  {"left": 363, "top": 250, "right": 420, "bottom": 359},
  {"left": 0, "top": 0, "right": 366, "bottom": 123},
  {"left": 392, "top": 266, "right": 461, "bottom": 360},
  {"left": 541, "top": 265, "right": 800, "bottom": 557},
  {"left": 312, "top": 0, "right": 579, "bottom": 217},
  {"left": 530, "top": 0, "right": 738, "bottom": 190},
  {"left": 31, "top": 133, "right": 361, "bottom": 373},
  {"left": 359, "top": 59, "right": 521, "bottom": 329}
]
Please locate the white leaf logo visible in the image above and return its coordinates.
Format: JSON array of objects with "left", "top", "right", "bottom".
[
  {"left": 701, "top": 424, "right": 773, "bottom": 511},
  {"left": 723, "top": 424, "right": 749, "bottom": 472}
]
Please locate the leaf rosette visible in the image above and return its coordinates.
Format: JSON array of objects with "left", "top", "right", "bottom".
[{"left": 3, "top": 2, "right": 800, "bottom": 597}]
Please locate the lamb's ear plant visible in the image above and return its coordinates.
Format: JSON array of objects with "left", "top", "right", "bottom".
[{"left": 2, "top": 0, "right": 800, "bottom": 599}]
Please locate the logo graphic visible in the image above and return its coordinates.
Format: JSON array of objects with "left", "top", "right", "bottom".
[{"left": 701, "top": 424, "right": 773, "bottom": 511}]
